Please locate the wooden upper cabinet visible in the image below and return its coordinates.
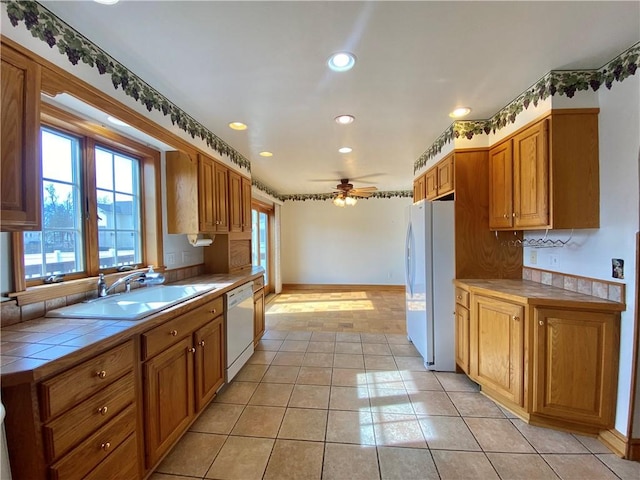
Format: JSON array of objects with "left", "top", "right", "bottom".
[
  {"left": 437, "top": 154, "right": 454, "bottom": 196},
  {"left": 1, "top": 44, "right": 42, "bottom": 231},
  {"left": 198, "top": 154, "right": 216, "bottom": 232},
  {"left": 488, "top": 110, "right": 599, "bottom": 231},
  {"left": 513, "top": 120, "right": 549, "bottom": 228},
  {"left": 165, "top": 151, "right": 198, "bottom": 234},
  {"left": 214, "top": 163, "right": 229, "bottom": 232},
  {"left": 228, "top": 170, "right": 242, "bottom": 232},
  {"left": 489, "top": 140, "right": 514, "bottom": 229},
  {"left": 413, "top": 175, "right": 426, "bottom": 203},
  {"left": 241, "top": 176, "right": 252, "bottom": 232},
  {"left": 425, "top": 168, "right": 437, "bottom": 200}
]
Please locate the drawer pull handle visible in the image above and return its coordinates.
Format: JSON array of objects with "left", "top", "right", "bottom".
[
  {"left": 539, "top": 320, "right": 544, "bottom": 326},
  {"left": 199, "top": 340, "right": 205, "bottom": 347},
  {"left": 96, "top": 370, "right": 107, "bottom": 379},
  {"left": 211, "top": 308, "right": 217, "bottom": 315},
  {"left": 188, "top": 347, "right": 196, "bottom": 353},
  {"left": 170, "top": 330, "right": 178, "bottom": 336},
  {"left": 98, "top": 406, "right": 108, "bottom": 415},
  {"left": 456, "top": 295, "right": 462, "bottom": 300},
  {"left": 101, "top": 442, "right": 111, "bottom": 452},
  {"left": 513, "top": 316, "right": 520, "bottom": 322}
]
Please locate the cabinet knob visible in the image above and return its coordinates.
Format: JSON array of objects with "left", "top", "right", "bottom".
[
  {"left": 101, "top": 442, "right": 111, "bottom": 452},
  {"left": 98, "top": 406, "right": 108, "bottom": 415},
  {"left": 512, "top": 212, "right": 516, "bottom": 217},
  {"left": 211, "top": 308, "right": 217, "bottom": 315},
  {"left": 170, "top": 329, "right": 178, "bottom": 336},
  {"left": 187, "top": 347, "right": 196, "bottom": 353},
  {"left": 513, "top": 316, "right": 520, "bottom": 322},
  {"left": 503, "top": 214, "right": 508, "bottom": 219},
  {"left": 539, "top": 320, "right": 544, "bottom": 326},
  {"left": 456, "top": 295, "right": 462, "bottom": 300},
  {"left": 199, "top": 340, "right": 205, "bottom": 347},
  {"left": 96, "top": 370, "right": 107, "bottom": 379}
]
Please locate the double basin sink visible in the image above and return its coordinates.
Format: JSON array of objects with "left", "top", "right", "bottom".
[{"left": 45, "top": 284, "right": 218, "bottom": 321}]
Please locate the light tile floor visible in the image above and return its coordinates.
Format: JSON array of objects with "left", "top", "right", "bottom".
[{"left": 151, "top": 329, "right": 640, "bottom": 480}]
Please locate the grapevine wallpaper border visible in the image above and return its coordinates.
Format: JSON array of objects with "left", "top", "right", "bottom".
[
  {"left": 280, "top": 191, "right": 413, "bottom": 202},
  {"left": 3, "top": 1, "right": 638, "bottom": 195},
  {"left": 4, "top": 0, "right": 251, "bottom": 172},
  {"left": 414, "top": 42, "right": 639, "bottom": 173}
]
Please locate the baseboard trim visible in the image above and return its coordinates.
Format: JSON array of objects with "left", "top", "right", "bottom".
[
  {"left": 282, "top": 284, "right": 405, "bottom": 292},
  {"left": 598, "top": 428, "right": 627, "bottom": 457},
  {"left": 628, "top": 438, "right": 640, "bottom": 461}
]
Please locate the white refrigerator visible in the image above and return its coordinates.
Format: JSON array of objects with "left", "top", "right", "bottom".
[{"left": 405, "top": 200, "right": 455, "bottom": 371}]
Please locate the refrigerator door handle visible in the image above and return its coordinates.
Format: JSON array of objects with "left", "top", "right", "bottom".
[{"left": 405, "top": 222, "right": 413, "bottom": 296}]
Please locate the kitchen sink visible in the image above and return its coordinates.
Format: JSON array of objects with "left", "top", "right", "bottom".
[{"left": 45, "top": 284, "right": 218, "bottom": 320}]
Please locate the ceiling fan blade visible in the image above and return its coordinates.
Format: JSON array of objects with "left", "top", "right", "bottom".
[
  {"left": 352, "top": 186, "right": 378, "bottom": 192},
  {"left": 350, "top": 191, "right": 374, "bottom": 198}
]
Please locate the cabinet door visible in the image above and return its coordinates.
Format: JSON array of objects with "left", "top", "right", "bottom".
[
  {"left": 253, "top": 288, "right": 265, "bottom": 346},
  {"left": 489, "top": 141, "right": 514, "bottom": 229},
  {"left": 228, "top": 170, "right": 242, "bottom": 232},
  {"left": 437, "top": 155, "right": 454, "bottom": 196},
  {"left": 513, "top": 120, "right": 549, "bottom": 228},
  {"left": 166, "top": 151, "right": 199, "bottom": 234},
  {"left": 471, "top": 296, "right": 524, "bottom": 405},
  {"left": 1, "top": 45, "right": 41, "bottom": 231},
  {"left": 214, "top": 163, "right": 229, "bottom": 232},
  {"left": 241, "top": 176, "right": 252, "bottom": 232},
  {"left": 533, "top": 308, "right": 619, "bottom": 429},
  {"left": 194, "top": 316, "right": 225, "bottom": 412},
  {"left": 143, "top": 337, "right": 195, "bottom": 468},
  {"left": 413, "top": 175, "right": 425, "bottom": 203},
  {"left": 425, "top": 168, "right": 438, "bottom": 200},
  {"left": 198, "top": 155, "right": 216, "bottom": 232},
  {"left": 455, "top": 304, "right": 469, "bottom": 373}
]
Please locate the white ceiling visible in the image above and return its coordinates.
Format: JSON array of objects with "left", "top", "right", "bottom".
[{"left": 40, "top": 1, "right": 639, "bottom": 195}]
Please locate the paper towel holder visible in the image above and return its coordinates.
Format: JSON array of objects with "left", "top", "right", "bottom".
[{"left": 187, "top": 234, "right": 215, "bottom": 247}]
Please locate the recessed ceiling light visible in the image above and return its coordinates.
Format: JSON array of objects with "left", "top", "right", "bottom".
[
  {"left": 107, "top": 116, "right": 129, "bottom": 127},
  {"left": 328, "top": 52, "right": 356, "bottom": 72},
  {"left": 94, "top": 0, "right": 119, "bottom": 4},
  {"left": 338, "top": 147, "right": 352, "bottom": 154},
  {"left": 259, "top": 151, "right": 273, "bottom": 157},
  {"left": 335, "top": 115, "right": 355, "bottom": 125},
  {"left": 449, "top": 107, "right": 472, "bottom": 118},
  {"left": 228, "top": 122, "right": 247, "bottom": 131}
]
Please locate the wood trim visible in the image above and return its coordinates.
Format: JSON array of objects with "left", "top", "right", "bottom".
[
  {"left": 11, "top": 232, "right": 26, "bottom": 292},
  {"left": 627, "top": 232, "right": 640, "bottom": 446},
  {"left": 628, "top": 438, "right": 640, "bottom": 461},
  {"left": 281, "top": 284, "right": 405, "bottom": 292},
  {"left": 598, "top": 428, "right": 627, "bottom": 457}
]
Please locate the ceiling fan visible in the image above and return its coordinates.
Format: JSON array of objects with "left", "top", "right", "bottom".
[{"left": 331, "top": 178, "right": 377, "bottom": 207}]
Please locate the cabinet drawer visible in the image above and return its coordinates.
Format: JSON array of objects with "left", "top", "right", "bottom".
[
  {"left": 43, "top": 372, "right": 135, "bottom": 462},
  {"left": 253, "top": 276, "right": 265, "bottom": 291},
  {"left": 49, "top": 404, "right": 136, "bottom": 480},
  {"left": 455, "top": 288, "right": 469, "bottom": 308},
  {"left": 85, "top": 433, "right": 139, "bottom": 480},
  {"left": 40, "top": 340, "right": 134, "bottom": 421},
  {"left": 142, "top": 299, "right": 221, "bottom": 360}
]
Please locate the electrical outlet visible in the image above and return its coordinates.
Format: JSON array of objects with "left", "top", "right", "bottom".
[
  {"left": 166, "top": 253, "right": 175, "bottom": 265},
  {"left": 549, "top": 254, "right": 559, "bottom": 267},
  {"left": 182, "top": 251, "right": 193, "bottom": 264},
  {"left": 529, "top": 250, "right": 537, "bottom": 265}
]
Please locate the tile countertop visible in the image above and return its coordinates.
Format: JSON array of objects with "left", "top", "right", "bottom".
[
  {"left": 455, "top": 279, "right": 626, "bottom": 312},
  {"left": 0, "top": 267, "right": 265, "bottom": 386}
]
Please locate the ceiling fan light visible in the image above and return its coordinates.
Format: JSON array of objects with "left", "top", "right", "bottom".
[
  {"left": 333, "top": 196, "right": 346, "bottom": 207},
  {"left": 345, "top": 196, "right": 358, "bottom": 206}
]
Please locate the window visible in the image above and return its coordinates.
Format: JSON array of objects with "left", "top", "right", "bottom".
[
  {"left": 14, "top": 103, "right": 162, "bottom": 291},
  {"left": 251, "top": 203, "right": 272, "bottom": 290}
]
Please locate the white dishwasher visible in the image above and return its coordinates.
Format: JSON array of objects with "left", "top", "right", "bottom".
[{"left": 225, "top": 282, "right": 255, "bottom": 382}]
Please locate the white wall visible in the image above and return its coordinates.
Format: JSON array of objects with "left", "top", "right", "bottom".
[
  {"left": 522, "top": 75, "right": 640, "bottom": 434},
  {"left": 281, "top": 197, "right": 412, "bottom": 285}
]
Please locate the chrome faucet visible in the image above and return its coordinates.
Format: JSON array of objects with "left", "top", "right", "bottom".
[{"left": 97, "top": 267, "right": 165, "bottom": 297}]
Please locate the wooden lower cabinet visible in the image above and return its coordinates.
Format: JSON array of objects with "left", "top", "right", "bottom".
[
  {"left": 142, "top": 295, "right": 225, "bottom": 469},
  {"left": 533, "top": 308, "right": 619, "bottom": 429},
  {"left": 470, "top": 295, "right": 524, "bottom": 405},
  {"left": 143, "top": 337, "right": 195, "bottom": 468},
  {"left": 254, "top": 287, "right": 265, "bottom": 346},
  {"left": 460, "top": 281, "right": 622, "bottom": 434},
  {"left": 195, "top": 316, "right": 225, "bottom": 411},
  {"left": 455, "top": 303, "right": 469, "bottom": 373}
]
